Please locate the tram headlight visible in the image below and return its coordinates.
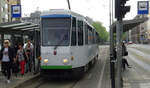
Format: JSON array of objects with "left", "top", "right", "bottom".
[
  {"left": 63, "top": 59, "right": 69, "bottom": 64},
  {"left": 44, "top": 59, "right": 48, "bottom": 63},
  {"left": 71, "top": 56, "right": 74, "bottom": 61}
]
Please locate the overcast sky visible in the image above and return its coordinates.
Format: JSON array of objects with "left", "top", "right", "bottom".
[{"left": 21, "top": 0, "right": 145, "bottom": 31}]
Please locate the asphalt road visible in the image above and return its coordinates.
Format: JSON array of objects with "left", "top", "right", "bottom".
[
  {"left": 123, "top": 44, "right": 150, "bottom": 88},
  {"left": 22, "top": 46, "right": 111, "bottom": 88}
]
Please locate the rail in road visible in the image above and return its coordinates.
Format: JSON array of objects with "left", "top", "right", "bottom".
[{"left": 22, "top": 46, "right": 111, "bottom": 88}]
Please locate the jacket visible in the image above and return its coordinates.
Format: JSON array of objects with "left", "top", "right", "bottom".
[{"left": 0, "top": 47, "right": 15, "bottom": 63}]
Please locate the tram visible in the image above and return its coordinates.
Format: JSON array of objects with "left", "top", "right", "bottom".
[{"left": 40, "top": 9, "right": 100, "bottom": 77}]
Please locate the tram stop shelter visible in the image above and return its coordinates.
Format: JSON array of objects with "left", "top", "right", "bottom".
[
  {"left": 110, "top": 17, "right": 149, "bottom": 33},
  {"left": 110, "top": 17, "right": 148, "bottom": 50},
  {"left": 0, "top": 21, "right": 41, "bottom": 73}
]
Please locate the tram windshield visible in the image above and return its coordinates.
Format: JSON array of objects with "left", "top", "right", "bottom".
[{"left": 42, "top": 18, "right": 71, "bottom": 46}]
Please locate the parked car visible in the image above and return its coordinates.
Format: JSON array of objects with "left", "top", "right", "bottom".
[{"left": 128, "top": 41, "right": 133, "bottom": 44}]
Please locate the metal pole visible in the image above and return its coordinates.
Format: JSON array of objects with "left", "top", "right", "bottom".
[
  {"left": 67, "top": 0, "right": 71, "bottom": 10},
  {"left": 109, "top": 0, "right": 112, "bottom": 25},
  {"left": 1, "top": 33, "right": 4, "bottom": 47},
  {"left": 109, "top": 0, "right": 115, "bottom": 87},
  {"left": 112, "top": 0, "right": 114, "bottom": 23},
  {"left": 110, "top": 26, "right": 115, "bottom": 88},
  {"left": 34, "top": 29, "right": 37, "bottom": 73},
  {"left": 115, "top": 19, "right": 123, "bottom": 88}
]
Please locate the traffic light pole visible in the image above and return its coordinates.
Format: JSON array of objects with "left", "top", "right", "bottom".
[
  {"left": 115, "top": 0, "right": 130, "bottom": 87},
  {"left": 115, "top": 19, "right": 123, "bottom": 88},
  {"left": 110, "top": 26, "right": 115, "bottom": 88},
  {"left": 109, "top": 0, "right": 116, "bottom": 87}
]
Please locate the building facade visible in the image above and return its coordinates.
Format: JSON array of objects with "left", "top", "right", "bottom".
[
  {"left": 129, "top": 0, "right": 150, "bottom": 44},
  {"left": 9, "top": 0, "right": 21, "bottom": 21},
  {"left": 0, "top": 0, "right": 21, "bottom": 23},
  {"left": 22, "top": 11, "right": 41, "bottom": 25},
  {"left": 0, "top": 0, "right": 9, "bottom": 23},
  {"left": 129, "top": 14, "right": 149, "bottom": 44}
]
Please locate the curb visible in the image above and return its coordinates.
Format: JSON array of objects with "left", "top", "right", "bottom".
[{"left": 11, "top": 73, "right": 40, "bottom": 88}]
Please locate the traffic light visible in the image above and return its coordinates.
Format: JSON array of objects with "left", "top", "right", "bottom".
[{"left": 115, "top": 0, "right": 131, "bottom": 20}]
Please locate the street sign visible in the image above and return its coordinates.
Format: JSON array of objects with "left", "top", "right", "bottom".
[
  {"left": 138, "top": 1, "right": 149, "bottom": 14},
  {"left": 11, "top": 5, "right": 21, "bottom": 18}
]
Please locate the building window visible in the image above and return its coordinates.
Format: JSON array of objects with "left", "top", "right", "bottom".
[
  {"left": 5, "top": 14, "right": 8, "bottom": 20},
  {"left": 1, "top": 7, "right": 4, "bottom": 12},
  {"left": 5, "top": 4, "right": 8, "bottom": 9},
  {"left": 2, "top": 18, "right": 5, "bottom": 22}
]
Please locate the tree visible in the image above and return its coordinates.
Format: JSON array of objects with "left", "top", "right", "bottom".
[{"left": 92, "top": 21, "right": 109, "bottom": 42}]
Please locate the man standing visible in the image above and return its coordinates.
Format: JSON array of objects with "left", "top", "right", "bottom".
[{"left": 24, "top": 40, "right": 34, "bottom": 73}]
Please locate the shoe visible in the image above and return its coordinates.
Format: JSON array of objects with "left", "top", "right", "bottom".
[
  {"left": 7, "top": 80, "right": 10, "bottom": 83},
  {"left": 25, "top": 71, "right": 28, "bottom": 73},
  {"left": 15, "top": 73, "right": 18, "bottom": 77},
  {"left": 128, "top": 65, "right": 132, "bottom": 68}
]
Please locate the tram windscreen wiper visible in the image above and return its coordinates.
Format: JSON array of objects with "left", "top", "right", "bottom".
[
  {"left": 54, "top": 39, "right": 64, "bottom": 50},
  {"left": 54, "top": 33, "right": 69, "bottom": 50}
]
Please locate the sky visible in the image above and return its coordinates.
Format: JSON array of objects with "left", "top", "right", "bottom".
[{"left": 21, "top": 0, "right": 145, "bottom": 31}]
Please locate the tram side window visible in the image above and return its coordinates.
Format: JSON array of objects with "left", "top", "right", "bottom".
[
  {"left": 71, "top": 17, "right": 77, "bottom": 46},
  {"left": 93, "top": 30, "right": 96, "bottom": 44},
  {"left": 85, "top": 23, "right": 88, "bottom": 44},
  {"left": 96, "top": 33, "right": 100, "bottom": 43},
  {"left": 78, "top": 20, "right": 83, "bottom": 45},
  {"left": 88, "top": 26, "right": 93, "bottom": 44},
  {"left": 92, "top": 29, "right": 94, "bottom": 44}
]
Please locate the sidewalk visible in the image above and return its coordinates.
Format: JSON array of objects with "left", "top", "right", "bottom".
[{"left": 0, "top": 71, "right": 39, "bottom": 88}]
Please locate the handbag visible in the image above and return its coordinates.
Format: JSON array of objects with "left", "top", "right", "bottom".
[{"left": 124, "top": 51, "right": 128, "bottom": 56}]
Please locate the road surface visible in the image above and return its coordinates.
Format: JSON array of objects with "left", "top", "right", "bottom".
[{"left": 123, "top": 44, "right": 150, "bottom": 88}]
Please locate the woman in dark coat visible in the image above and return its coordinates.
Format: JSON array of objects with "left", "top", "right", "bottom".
[{"left": 0, "top": 40, "right": 15, "bottom": 83}]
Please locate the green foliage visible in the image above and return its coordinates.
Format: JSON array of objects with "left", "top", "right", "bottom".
[
  {"left": 122, "top": 32, "right": 127, "bottom": 40},
  {"left": 92, "top": 21, "right": 109, "bottom": 41}
]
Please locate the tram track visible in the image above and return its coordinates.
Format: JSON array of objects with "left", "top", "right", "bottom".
[
  {"left": 35, "top": 79, "right": 79, "bottom": 88},
  {"left": 22, "top": 46, "right": 109, "bottom": 88},
  {"left": 22, "top": 75, "right": 80, "bottom": 88},
  {"left": 23, "top": 62, "right": 97, "bottom": 88}
]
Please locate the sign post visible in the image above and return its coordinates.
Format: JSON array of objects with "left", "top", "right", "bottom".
[
  {"left": 11, "top": 5, "right": 22, "bottom": 18},
  {"left": 138, "top": 1, "right": 149, "bottom": 15}
]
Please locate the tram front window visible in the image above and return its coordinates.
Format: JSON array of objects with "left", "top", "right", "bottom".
[{"left": 42, "top": 18, "right": 71, "bottom": 46}]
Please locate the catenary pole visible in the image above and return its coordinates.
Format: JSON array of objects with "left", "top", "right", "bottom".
[{"left": 67, "top": 0, "right": 71, "bottom": 10}]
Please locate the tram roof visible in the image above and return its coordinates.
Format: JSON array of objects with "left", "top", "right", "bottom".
[
  {"left": 41, "top": 9, "right": 85, "bottom": 19},
  {"left": 41, "top": 9, "right": 94, "bottom": 29},
  {"left": 110, "top": 17, "right": 148, "bottom": 33},
  {"left": 0, "top": 21, "right": 39, "bottom": 34}
]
